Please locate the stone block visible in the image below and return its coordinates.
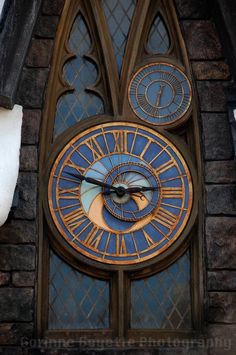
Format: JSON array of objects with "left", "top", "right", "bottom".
[
  {"left": 197, "top": 82, "right": 227, "bottom": 112},
  {"left": 0, "top": 220, "right": 36, "bottom": 244},
  {"left": 13, "top": 173, "right": 37, "bottom": 220},
  {"left": 206, "top": 185, "right": 236, "bottom": 215},
  {"left": 175, "top": 0, "right": 209, "bottom": 19},
  {"left": 12, "top": 272, "right": 35, "bottom": 287},
  {"left": 181, "top": 21, "right": 222, "bottom": 59},
  {"left": 0, "top": 245, "right": 35, "bottom": 271},
  {"left": 192, "top": 61, "right": 230, "bottom": 80},
  {"left": 42, "top": 0, "right": 65, "bottom": 15},
  {"left": 22, "top": 110, "right": 41, "bottom": 145},
  {"left": 20, "top": 146, "right": 38, "bottom": 171},
  {"left": 206, "top": 217, "right": 236, "bottom": 269},
  {"left": 208, "top": 271, "right": 236, "bottom": 291},
  {"left": 26, "top": 39, "right": 54, "bottom": 67},
  {"left": 35, "top": 15, "right": 59, "bottom": 38},
  {"left": 208, "top": 292, "right": 236, "bottom": 323},
  {"left": 202, "top": 114, "right": 233, "bottom": 160},
  {"left": 0, "top": 272, "right": 10, "bottom": 286},
  {"left": 0, "top": 323, "right": 33, "bottom": 345},
  {"left": 207, "top": 324, "right": 236, "bottom": 355},
  {"left": 205, "top": 161, "right": 236, "bottom": 183},
  {"left": 16, "top": 68, "right": 49, "bottom": 108},
  {"left": 0, "top": 288, "right": 33, "bottom": 322}
]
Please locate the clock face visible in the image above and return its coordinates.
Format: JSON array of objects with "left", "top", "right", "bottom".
[
  {"left": 47, "top": 122, "right": 193, "bottom": 265},
  {"left": 128, "top": 62, "right": 192, "bottom": 126}
]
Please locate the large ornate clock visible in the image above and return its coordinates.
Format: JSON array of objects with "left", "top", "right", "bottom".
[{"left": 46, "top": 120, "right": 194, "bottom": 265}]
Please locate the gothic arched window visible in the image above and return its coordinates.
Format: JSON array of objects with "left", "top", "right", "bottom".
[{"left": 39, "top": 0, "right": 203, "bottom": 341}]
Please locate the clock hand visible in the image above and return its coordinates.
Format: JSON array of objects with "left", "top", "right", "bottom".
[
  {"left": 65, "top": 172, "right": 120, "bottom": 191},
  {"left": 124, "top": 186, "right": 159, "bottom": 194},
  {"left": 156, "top": 84, "right": 165, "bottom": 107},
  {"left": 103, "top": 185, "right": 158, "bottom": 196},
  {"left": 66, "top": 172, "right": 158, "bottom": 197}
]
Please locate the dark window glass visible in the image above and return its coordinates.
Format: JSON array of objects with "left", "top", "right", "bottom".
[
  {"left": 131, "top": 251, "right": 192, "bottom": 329},
  {"left": 54, "top": 14, "right": 104, "bottom": 139},
  {"left": 102, "top": 0, "right": 137, "bottom": 74},
  {"left": 147, "top": 14, "right": 170, "bottom": 54},
  {"left": 48, "top": 250, "right": 110, "bottom": 329}
]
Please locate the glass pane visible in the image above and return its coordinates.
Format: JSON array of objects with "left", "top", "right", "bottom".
[
  {"left": 131, "top": 251, "right": 192, "bottom": 329},
  {"left": 48, "top": 250, "right": 110, "bottom": 329},
  {"left": 53, "top": 14, "right": 104, "bottom": 139},
  {"left": 147, "top": 14, "right": 170, "bottom": 54},
  {"left": 102, "top": 0, "right": 137, "bottom": 74}
]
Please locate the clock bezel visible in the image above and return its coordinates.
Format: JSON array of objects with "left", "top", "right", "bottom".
[{"left": 43, "top": 115, "right": 198, "bottom": 273}]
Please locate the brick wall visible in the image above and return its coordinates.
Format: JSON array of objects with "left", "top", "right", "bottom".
[{"left": 0, "top": 0, "right": 235, "bottom": 353}]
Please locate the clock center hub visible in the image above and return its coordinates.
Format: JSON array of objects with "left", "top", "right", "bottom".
[
  {"left": 146, "top": 80, "right": 174, "bottom": 108},
  {"left": 103, "top": 162, "right": 159, "bottom": 222},
  {"left": 111, "top": 183, "right": 130, "bottom": 203}
]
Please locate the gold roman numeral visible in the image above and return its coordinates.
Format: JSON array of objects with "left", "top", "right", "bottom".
[
  {"left": 64, "top": 207, "right": 87, "bottom": 231},
  {"left": 116, "top": 235, "right": 127, "bottom": 255},
  {"left": 155, "top": 160, "right": 176, "bottom": 175},
  {"left": 113, "top": 131, "right": 128, "bottom": 153},
  {"left": 142, "top": 229, "right": 155, "bottom": 246},
  {"left": 161, "top": 187, "right": 184, "bottom": 199},
  {"left": 66, "top": 160, "right": 86, "bottom": 174},
  {"left": 140, "top": 140, "right": 152, "bottom": 158},
  {"left": 153, "top": 207, "right": 178, "bottom": 229},
  {"left": 58, "top": 187, "right": 80, "bottom": 199},
  {"left": 85, "top": 137, "right": 104, "bottom": 160},
  {"left": 84, "top": 226, "right": 103, "bottom": 249}
]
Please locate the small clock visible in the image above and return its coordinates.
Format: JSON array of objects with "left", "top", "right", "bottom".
[
  {"left": 128, "top": 62, "right": 192, "bottom": 126},
  {"left": 46, "top": 121, "right": 194, "bottom": 265}
]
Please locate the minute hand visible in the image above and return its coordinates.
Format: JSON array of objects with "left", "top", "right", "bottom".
[
  {"left": 124, "top": 186, "right": 159, "bottom": 194},
  {"left": 66, "top": 172, "right": 119, "bottom": 191}
]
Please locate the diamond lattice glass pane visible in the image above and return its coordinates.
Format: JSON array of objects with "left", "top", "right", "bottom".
[
  {"left": 48, "top": 250, "right": 110, "bottom": 329},
  {"left": 131, "top": 251, "right": 192, "bottom": 329},
  {"left": 102, "top": 0, "right": 137, "bottom": 74},
  {"left": 147, "top": 14, "right": 170, "bottom": 54},
  {"left": 53, "top": 14, "right": 104, "bottom": 139}
]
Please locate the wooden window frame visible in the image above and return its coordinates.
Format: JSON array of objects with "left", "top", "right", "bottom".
[{"left": 37, "top": 0, "right": 204, "bottom": 344}]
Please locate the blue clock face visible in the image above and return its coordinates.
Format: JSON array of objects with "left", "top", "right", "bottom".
[
  {"left": 128, "top": 63, "right": 192, "bottom": 126},
  {"left": 48, "top": 122, "right": 193, "bottom": 265}
]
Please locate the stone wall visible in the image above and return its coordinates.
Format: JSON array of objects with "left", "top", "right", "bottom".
[
  {"left": 0, "top": 0, "right": 63, "bottom": 351},
  {"left": 176, "top": 0, "right": 236, "bottom": 354},
  {"left": 0, "top": 0, "right": 236, "bottom": 353}
]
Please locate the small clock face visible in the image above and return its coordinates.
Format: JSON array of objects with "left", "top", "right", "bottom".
[
  {"left": 47, "top": 122, "right": 193, "bottom": 265},
  {"left": 128, "top": 63, "right": 192, "bottom": 126}
]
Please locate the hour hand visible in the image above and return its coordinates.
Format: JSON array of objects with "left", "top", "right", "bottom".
[
  {"left": 65, "top": 171, "right": 118, "bottom": 190},
  {"left": 125, "top": 186, "right": 159, "bottom": 194}
]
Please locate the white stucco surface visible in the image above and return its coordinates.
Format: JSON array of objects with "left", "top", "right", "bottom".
[
  {"left": 0, "top": 0, "right": 5, "bottom": 16},
  {"left": 234, "top": 109, "right": 236, "bottom": 122},
  {"left": 0, "top": 105, "right": 22, "bottom": 226}
]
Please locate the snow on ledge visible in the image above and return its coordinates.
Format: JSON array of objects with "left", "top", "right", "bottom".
[{"left": 0, "top": 105, "right": 22, "bottom": 226}]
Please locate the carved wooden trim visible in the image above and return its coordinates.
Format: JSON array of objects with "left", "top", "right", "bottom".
[{"left": 38, "top": 0, "right": 204, "bottom": 340}]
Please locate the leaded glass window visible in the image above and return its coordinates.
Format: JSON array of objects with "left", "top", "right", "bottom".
[
  {"left": 101, "top": 0, "right": 137, "bottom": 74},
  {"left": 54, "top": 14, "right": 104, "bottom": 139},
  {"left": 147, "top": 14, "right": 170, "bottom": 54},
  {"left": 49, "top": 250, "right": 109, "bottom": 329},
  {"left": 131, "top": 252, "right": 191, "bottom": 329}
]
